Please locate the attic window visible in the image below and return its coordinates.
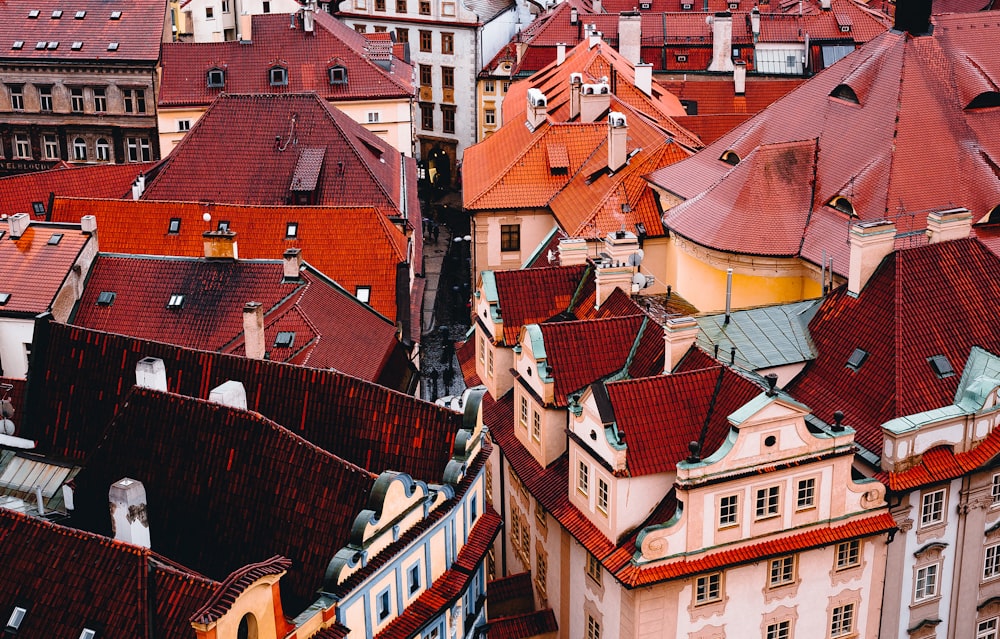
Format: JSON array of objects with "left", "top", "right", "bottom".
[
  {"left": 72, "top": 41, "right": 83, "bottom": 50},
  {"left": 828, "top": 195, "right": 855, "bottom": 216},
  {"left": 207, "top": 68, "right": 225, "bottom": 88},
  {"left": 107, "top": 42, "right": 119, "bottom": 51},
  {"left": 47, "top": 41, "right": 59, "bottom": 49},
  {"left": 47, "top": 233, "right": 63, "bottom": 245},
  {"left": 6, "top": 607, "right": 26, "bottom": 631},
  {"left": 285, "top": 222, "right": 298, "bottom": 238},
  {"left": 356, "top": 286, "right": 371, "bottom": 303},
  {"left": 329, "top": 65, "right": 348, "bottom": 85},
  {"left": 274, "top": 331, "right": 295, "bottom": 348},
  {"left": 720, "top": 150, "right": 740, "bottom": 166},
  {"left": 269, "top": 66, "right": 288, "bottom": 86},
  {"left": 75, "top": 10, "right": 86, "bottom": 18},
  {"left": 36, "top": 41, "right": 47, "bottom": 49},
  {"left": 830, "top": 84, "right": 859, "bottom": 104},
  {"left": 846, "top": 347, "right": 868, "bottom": 372},
  {"left": 96, "top": 291, "right": 116, "bottom": 306},
  {"left": 32, "top": 201, "right": 46, "bottom": 216},
  {"left": 168, "top": 217, "right": 181, "bottom": 233},
  {"left": 12, "top": 41, "right": 24, "bottom": 50},
  {"left": 28, "top": 9, "right": 39, "bottom": 17},
  {"left": 0, "top": 293, "right": 10, "bottom": 306},
  {"left": 167, "top": 294, "right": 185, "bottom": 309},
  {"left": 80, "top": 629, "right": 96, "bottom": 639},
  {"left": 967, "top": 92, "right": 1000, "bottom": 110},
  {"left": 110, "top": 10, "right": 122, "bottom": 18},
  {"left": 928, "top": 355, "right": 955, "bottom": 378},
  {"left": 52, "top": 9, "right": 62, "bottom": 18}
]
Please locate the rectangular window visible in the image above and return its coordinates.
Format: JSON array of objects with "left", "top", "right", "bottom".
[
  {"left": 487, "top": 349, "right": 494, "bottom": 378},
  {"left": 126, "top": 137, "right": 151, "bottom": 162},
  {"left": 123, "top": 88, "right": 146, "bottom": 114},
  {"left": 168, "top": 218, "right": 181, "bottom": 233},
  {"left": 396, "top": 27, "right": 408, "bottom": 43},
  {"left": 71, "top": 87, "right": 84, "bottom": 112},
  {"left": 286, "top": 221, "right": 298, "bottom": 238},
  {"left": 831, "top": 603, "right": 854, "bottom": 637},
  {"left": 836, "top": 540, "right": 861, "bottom": 570},
  {"left": 577, "top": 460, "right": 589, "bottom": 496},
  {"left": 755, "top": 486, "right": 780, "bottom": 519},
  {"left": 93, "top": 87, "right": 107, "bottom": 112},
  {"left": 441, "top": 32, "right": 454, "bottom": 54},
  {"left": 979, "top": 618, "right": 998, "bottom": 639},
  {"left": 500, "top": 224, "right": 520, "bottom": 252},
  {"left": 485, "top": 79, "right": 495, "bottom": 93},
  {"left": 597, "top": 478, "right": 609, "bottom": 515},
  {"left": 992, "top": 474, "right": 1000, "bottom": 505},
  {"left": 586, "top": 552, "right": 602, "bottom": 583},
  {"left": 178, "top": 119, "right": 191, "bottom": 132},
  {"left": 766, "top": 621, "right": 790, "bottom": 639},
  {"left": 356, "top": 286, "right": 371, "bottom": 303},
  {"left": 419, "top": 0, "right": 430, "bottom": 13},
  {"left": 375, "top": 0, "right": 385, "bottom": 9},
  {"left": 510, "top": 504, "right": 521, "bottom": 552},
  {"left": 206, "top": 6, "right": 214, "bottom": 18},
  {"left": 419, "top": 64, "right": 432, "bottom": 87},
  {"left": 502, "top": 80, "right": 511, "bottom": 92},
  {"left": 920, "top": 489, "right": 945, "bottom": 527},
  {"left": 531, "top": 411, "right": 541, "bottom": 442},
  {"left": 536, "top": 547, "right": 547, "bottom": 594},
  {"left": 262, "top": 1, "right": 270, "bottom": 11},
  {"left": 420, "top": 103, "right": 434, "bottom": 130},
  {"left": 10, "top": 86, "right": 24, "bottom": 111},
  {"left": 535, "top": 498, "right": 546, "bottom": 529},
  {"left": 377, "top": 588, "right": 391, "bottom": 620},
  {"left": 441, "top": 105, "right": 455, "bottom": 134},
  {"left": 796, "top": 478, "right": 815, "bottom": 509},
  {"left": 695, "top": 573, "right": 721, "bottom": 604},
  {"left": 367, "top": 111, "right": 380, "bottom": 123},
  {"left": 442, "top": 66, "right": 454, "bottom": 89},
  {"left": 587, "top": 616, "right": 601, "bottom": 639},
  {"left": 485, "top": 108, "right": 496, "bottom": 125},
  {"left": 43, "top": 134, "right": 59, "bottom": 159},
  {"left": 478, "top": 334, "right": 485, "bottom": 363},
  {"left": 519, "top": 396, "right": 528, "bottom": 428},
  {"left": 38, "top": 86, "right": 53, "bottom": 112},
  {"left": 719, "top": 494, "right": 739, "bottom": 528},
  {"left": 354, "top": 23, "right": 367, "bottom": 33},
  {"left": 419, "top": 30, "right": 432, "bottom": 52},
  {"left": 14, "top": 133, "right": 31, "bottom": 159},
  {"left": 396, "top": 0, "right": 406, "bottom": 11},
  {"left": 915, "top": 564, "right": 939, "bottom": 601},
  {"left": 768, "top": 556, "right": 795, "bottom": 587},
  {"left": 986, "top": 544, "right": 1000, "bottom": 580},
  {"left": 408, "top": 563, "right": 420, "bottom": 593}
]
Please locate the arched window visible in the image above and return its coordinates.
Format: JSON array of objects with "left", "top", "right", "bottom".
[
  {"left": 73, "top": 137, "right": 87, "bottom": 160},
  {"left": 988, "top": 204, "right": 1000, "bottom": 224},
  {"left": 269, "top": 66, "right": 288, "bottom": 86},
  {"left": 828, "top": 195, "right": 855, "bottom": 216},
  {"left": 720, "top": 150, "right": 740, "bottom": 166},
  {"left": 207, "top": 67, "right": 225, "bottom": 88},
  {"left": 830, "top": 84, "right": 860, "bottom": 104},
  {"left": 96, "top": 138, "right": 110, "bottom": 161},
  {"left": 237, "top": 613, "right": 257, "bottom": 639}
]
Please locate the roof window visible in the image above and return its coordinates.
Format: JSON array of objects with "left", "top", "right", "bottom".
[
  {"left": 329, "top": 65, "right": 348, "bottom": 85},
  {"left": 830, "top": 84, "right": 859, "bottom": 104},
  {"left": 51, "top": 9, "right": 63, "bottom": 18},
  {"left": 75, "top": 10, "right": 87, "bottom": 18},
  {"left": 846, "top": 347, "right": 868, "bottom": 372},
  {"left": 96, "top": 291, "right": 116, "bottom": 306},
  {"left": 28, "top": 9, "right": 39, "bottom": 18},
  {"left": 12, "top": 41, "right": 24, "bottom": 50},
  {"left": 0, "top": 293, "right": 10, "bottom": 306},
  {"left": 32, "top": 202, "right": 46, "bottom": 216},
  {"left": 207, "top": 68, "right": 225, "bottom": 88},
  {"left": 167, "top": 294, "right": 185, "bottom": 309},
  {"left": 47, "top": 233, "right": 63, "bottom": 245},
  {"left": 274, "top": 331, "right": 295, "bottom": 348},
  {"left": 107, "top": 42, "right": 119, "bottom": 51},
  {"left": 168, "top": 217, "right": 181, "bottom": 233},
  {"left": 47, "top": 41, "right": 59, "bottom": 49},
  {"left": 35, "top": 41, "right": 47, "bottom": 49},
  {"left": 928, "top": 355, "right": 955, "bottom": 378},
  {"left": 285, "top": 222, "right": 298, "bottom": 238},
  {"left": 72, "top": 41, "right": 83, "bottom": 50},
  {"left": 110, "top": 10, "right": 122, "bottom": 19},
  {"left": 828, "top": 195, "right": 855, "bottom": 217},
  {"left": 269, "top": 66, "right": 288, "bottom": 86},
  {"left": 6, "top": 607, "right": 26, "bottom": 631},
  {"left": 720, "top": 150, "right": 740, "bottom": 166},
  {"left": 356, "top": 286, "right": 371, "bottom": 303},
  {"left": 80, "top": 629, "right": 97, "bottom": 639}
]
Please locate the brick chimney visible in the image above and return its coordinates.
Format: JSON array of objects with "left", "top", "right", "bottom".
[
  {"left": 848, "top": 220, "right": 896, "bottom": 297},
  {"left": 559, "top": 237, "right": 589, "bottom": 265},
  {"left": 618, "top": 12, "right": 642, "bottom": 64},
  {"left": 209, "top": 380, "right": 248, "bottom": 410},
  {"left": 595, "top": 231, "right": 639, "bottom": 308},
  {"left": 242, "top": 302, "right": 265, "bottom": 360},
  {"left": 580, "top": 82, "right": 611, "bottom": 123},
  {"left": 664, "top": 316, "right": 699, "bottom": 373},
  {"left": 109, "top": 478, "right": 150, "bottom": 548},
  {"left": 569, "top": 73, "right": 583, "bottom": 119},
  {"left": 283, "top": 247, "right": 302, "bottom": 281},
  {"left": 526, "top": 88, "right": 548, "bottom": 131},
  {"left": 135, "top": 357, "right": 167, "bottom": 392},
  {"left": 734, "top": 61, "right": 746, "bottom": 95},
  {"left": 608, "top": 112, "right": 628, "bottom": 172},
  {"left": 925, "top": 208, "right": 972, "bottom": 244},
  {"left": 203, "top": 229, "right": 238, "bottom": 260},
  {"left": 8, "top": 213, "right": 29, "bottom": 239},
  {"left": 634, "top": 63, "right": 652, "bottom": 97},
  {"left": 707, "top": 12, "right": 735, "bottom": 72}
]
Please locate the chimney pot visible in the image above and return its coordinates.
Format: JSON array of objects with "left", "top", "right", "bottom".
[
  {"left": 8, "top": 213, "right": 29, "bottom": 239},
  {"left": 243, "top": 301, "right": 266, "bottom": 360},
  {"left": 109, "top": 478, "right": 150, "bottom": 548}
]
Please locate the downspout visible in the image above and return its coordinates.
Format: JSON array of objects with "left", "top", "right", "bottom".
[{"left": 499, "top": 452, "right": 508, "bottom": 575}]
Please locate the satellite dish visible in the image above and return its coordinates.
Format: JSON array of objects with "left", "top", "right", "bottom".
[
  {"left": 631, "top": 272, "right": 646, "bottom": 290},
  {"left": 202, "top": 212, "right": 212, "bottom": 223},
  {"left": 546, "top": 249, "right": 557, "bottom": 264},
  {"left": 1, "top": 418, "right": 14, "bottom": 436},
  {"left": 627, "top": 249, "right": 644, "bottom": 267}
]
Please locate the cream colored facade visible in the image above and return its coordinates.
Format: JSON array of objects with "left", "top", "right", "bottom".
[{"left": 476, "top": 62, "right": 514, "bottom": 141}]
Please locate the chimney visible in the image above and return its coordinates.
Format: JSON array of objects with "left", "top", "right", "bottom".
[
  {"left": 750, "top": 7, "right": 760, "bottom": 38},
  {"left": 663, "top": 316, "right": 699, "bottom": 373},
  {"left": 283, "top": 247, "right": 302, "bottom": 281},
  {"left": 209, "top": 380, "right": 248, "bottom": 410},
  {"left": 131, "top": 173, "right": 146, "bottom": 201},
  {"left": 109, "top": 478, "right": 150, "bottom": 548},
  {"left": 589, "top": 30, "right": 602, "bottom": 48},
  {"left": 848, "top": 220, "right": 896, "bottom": 296},
  {"left": 634, "top": 62, "right": 652, "bottom": 96},
  {"left": 556, "top": 42, "right": 567, "bottom": 65},
  {"left": 8, "top": 213, "right": 29, "bottom": 239},
  {"left": 135, "top": 357, "right": 167, "bottom": 392},
  {"left": 707, "top": 12, "right": 735, "bottom": 72},
  {"left": 80, "top": 214, "right": 97, "bottom": 234},
  {"left": 238, "top": 11, "right": 252, "bottom": 40},
  {"left": 894, "top": 0, "right": 932, "bottom": 35},
  {"left": 569, "top": 73, "right": 583, "bottom": 119},
  {"left": 820, "top": 0, "right": 830, "bottom": 8},
  {"left": 570, "top": 7, "right": 578, "bottom": 24},
  {"left": 243, "top": 302, "right": 266, "bottom": 360},
  {"left": 734, "top": 60, "right": 746, "bottom": 95},
  {"left": 580, "top": 82, "right": 611, "bottom": 122},
  {"left": 302, "top": 0, "right": 315, "bottom": 32},
  {"left": 559, "top": 237, "right": 589, "bottom": 265},
  {"left": 593, "top": 0, "right": 602, "bottom": 12},
  {"left": 203, "top": 229, "right": 238, "bottom": 260},
  {"left": 608, "top": 112, "right": 628, "bottom": 172},
  {"left": 926, "top": 208, "right": 972, "bottom": 244},
  {"left": 618, "top": 13, "right": 642, "bottom": 63},
  {"left": 595, "top": 231, "right": 639, "bottom": 308},
  {"left": 526, "top": 88, "right": 548, "bottom": 130}
]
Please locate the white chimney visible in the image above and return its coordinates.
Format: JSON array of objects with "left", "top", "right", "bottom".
[
  {"left": 556, "top": 42, "right": 567, "bottom": 65},
  {"left": 925, "top": 208, "right": 972, "bottom": 244},
  {"left": 608, "top": 112, "right": 628, "bottom": 172},
  {"left": 750, "top": 7, "right": 760, "bottom": 38},
  {"left": 283, "top": 247, "right": 302, "bottom": 281},
  {"left": 526, "top": 88, "right": 548, "bottom": 130},
  {"left": 131, "top": 173, "right": 146, "bottom": 201},
  {"left": 203, "top": 229, "right": 238, "bottom": 260},
  {"left": 209, "top": 380, "right": 248, "bottom": 410},
  {"left": 109, "top": 478, "right": 150, "bottom": 548},
  {"left": 243, "top": 302, "right": 266, "bottom": 360},
  {"left": 569, "top": 73, "right": 583, "bottom": 119},
  {"left": 303, "top": 0, "right": 315, "bottom": 32},
  {"left": 821, "top": 0, "right": 831, "bottom": 9},
  {"left": 559, "top": 237, "right": 589, "bottom": 265},
  {"left": 707, "top": 12, "right": 735, "bottom": 72},
  {"left": 634, "top": 63, "right": 652, "bottom": 96},
  {"left": 734, "top": 60, "right": 746, "bottom": 95},
  {"left": 135, "top": 357, "right": 168, "bottom": 392},
  {"left": 589, "top": 30, "right": 602, "bottom": 48},
  {"left": 570, "top": 7, "right": 578, "bottom": 24},
  {"left": 664, "top": 317, "right": 700, "bottom": 373},
  {"left": 593, "top": 0, "right": 602, "bottom": 12},
  {"left": 81, "top": 215, "right": 97, "bottom": 234},
  {"left": 595, "top": 231, "right": 639, "bottom": 308},
  {"left": 8, "top": 213, "right": 29, "bottom": 239},
  {"left": 618, "top": 13, "right": 642, "bottom": 64},
  {"left": 580, "top": 82, "right": 611, "bottom": 122},
  {"left": 848, "top": 220, "right": 896, "bottom": 297}
]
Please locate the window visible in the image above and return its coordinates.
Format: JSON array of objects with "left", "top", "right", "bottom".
[
  {"left": 928, "top": 354, "right": 955, "bottom": 378},
  {"left": 396, "top": 0, "right": 406, "bottom": 11},
  {"left": 329, "top": 65, "right": 347, "bottom": 85},
  {"left": 269, "top": 66, "right": 288, "bottom": 86},
  {"left": 485, "top": 79, "right": 495, "bottom": 93},
  {"left": 285, "top": 221, "right": 298, "bottom": 237},
  {"left": 477, "top": 334, "right": 485, "bottom": 364},
  {"left": 766, "top": 621, "right": 790, "bottom": 639},
  {"left": 441, "top": 32, "right": 453, "bottom": 54},
  {"left": 587, "top": 615, "right": 601, "bottom": 639},
  {"left": 43, "top": 134, "right": 59, "bottom": 159},
  {"left": 367, "top": 111, "right": 380, "bottom": 123},
  {"left": 14, "top": 133, "right": 31, "bottom": 159},
  {"left": 796, "top": 478, "right": 815, "bottom": 509},
  {"left": 73, "top": 137, "right": 87, "bottom": 160},
  {"left": 377, "top": 588, "right": 391, "bottom": 620},
  {"left": 6, "top": 607, "right": 26, "bottom": 631},
  {"left": 178, "top": 119, "right": 191, "bottom": 132},
  {"left": 93, "top": 87, "right": 107, "bottom": 112},
  {"left": 979, "top": 618, "right": 998, "bottom": 639},
  {"left": 75, "top": 10, "right": 86, "bottom": 18},
  {"left": 441, "top": 105, "right": 455, "bottom": 134},
  {"left": 846, "top": 347, "right": 868, "bottom": 371},
  {"left": 207, "top": 68, "right": 225, "bottom": 88},
  {"left": 222, "top": 0, "right": 230, "bottom": 11},
  {"left": 168, "top": 218, "right": 181, "bottom": 233},
  {"left": 96, "top": 291, "right": 116, "bottom": 306},
  {"left": 993, "top": 474, "right": 1000, "bottom": 505},
  {"left": 914, "top": 564, "right": 938, "bottom": 601},
  {"left": 419, "top": 64, "right": 432, "bottom": 87},
  {"left": 110, "top": 9, "right": 122, "bottom": 18},
  {"left": 375, "top": 0, "right": 385, "bottom": 9},
  {"left": 986, "top": 543, "right": 1000, "bottom": 580},
  {"left": 756, "top": 486, "right": 780, "bottom": 519},
  {"left": 71, "top": 87, "right": 84, "bottom": 112},
  {"left": 531, "top": 411, "right": 541, "bottom": 442},
  {"left": 577, "top": 460, "right": 589, "bottom": 496},
  {"left": 354, "top": 24, "right": 367, "bottom": 33},
  {"left": 719, "top": 494, "right": 739, "bottom": 527},
  {"left": 108, "top": 42, "right": 119, "bottom": 51},
  {"left": 442, "top": 66, "right": 454, "bottom": 89},
  {"left": 167, "top": 294, "right": 185, "bottom": 309},
  {"left": 502, "top": 80, "right": 510, "bottom": 92},
  {"left": 519, "top": 396, "right": 528, "bottom": 428},
  {"left": 485, "top": 108, "right": 496, "bottom": 125},
  {"left": 38, "top": 86, "right": 53, "bottom": 112},
  {"left": 586, "top": 553, "right": 602, "bottom": 583},
  {"left": 536, "top": 547, "right": 547, "bottom": 594},
  {"left": 123, "top": 88, "right": 146, "bottom": 113},
  {"left": 408, "top": 563, "right": 420, "bottom": 593},
  {"left": 126, "top": 137, "right": 151, "bottom": 162},
  {"left": 597, "top": 478, "right": 609, "bottom": 515},
  {"left": 500, "top": 224, "right": 519, "bottom": 252},
  {"left": 419, "top": 0, "right": 430, "bottom": 13},
  {"left": 920, "top": 489, "right": 945, "bottom": 527},
  {"left": 32, "top": 202, "right": 45, "bottom": 216},
  {"left": 356, "top": 286, "right": 371, "bottom": 303},
  {"left": 396, "top": 28, "right": 408, "bottom": 43},
  {"left": 420, "top": 103, "right": 433, "bottom": 130},
  {"left": 471, "top": 494, "right": 478, "bottom": 522},
  {"left": 487, "top": 349, "right": 494, "bottom": 377},
  {"left": 836, "top": 540, "right": 861, "bottom": 570},
  {"left": 206, "top": 6, "right": 214, "bottom": 18},
  {"left": 80, "top": 629, "right": 96, "bottom": 639},
  {"left": 768, "top": 556, "right": 795, "bottom": 587},
  {"left": 419, "top": 30, "right": 432, "bottom": 52},
  {"left": 695, "top": 573, "right": 722, "bottom": 604},
  {"left": 274, "top": 331, "right": 295, "bottom": 348},
  {"left": 0, "top": 293, "right": 10, "bottom": 306},
  {"left": 96, "top": 138, "right": 110, "bottom": 161},
  {"left": 262, "top": 1, "right": 270, "bottom": 11},
  {"left": 830, "top": 603, "right": 854, "bottom": 637}
]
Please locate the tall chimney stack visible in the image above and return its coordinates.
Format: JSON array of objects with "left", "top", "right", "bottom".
[
  {"left": 608, "top": 112, "right": 628, "bottom": 172},
  {"left": 569, "top": 73, "right": 583, "bottom": 119},
  {"left": 707, "top": 12, "right": 735, "bottom": 72},
  {"left": 243, "top": 302, "right": 266, "bottom": 359},
  {"left": 203, "top": 229, "right": 238, "bottom": 260},
  {"left": 283, "top": 248, "right": 303, "bottom": 281},
  {"left": 559, "top": 237, "right": 589, "bottom": 265},
  {"left": 618, "top": 13, "right": 642, "bottom": 63},
  {"left": 526, "top": 88, "right": 548, "bottom": 130},
  {"left": 848, "top": 221, "right": 896, "bottom": 297},
  {"left": 734, "top": 61, "right": 746, "bottom": 95},
  {"left": 925, "top": 208, "right": 972, "bottom": 244},
  {"left": 664, "top": 317, "right": 699, "bottom": 373},
  {"left": 634, "top": 63, "right": 652, "bottom": 97},
  {"left": 556, "top": 42, "right": 567, "bottom": 65},
  {"left": 580, "top": 82, "right": 611, "bottom": 123},
  {"left": 109, "top": 478, "right": 150, "bottom": 548}
]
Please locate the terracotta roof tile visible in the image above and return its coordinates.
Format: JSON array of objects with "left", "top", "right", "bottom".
[
  {"left": 0, "top": 221, "right": 90, "bottom": 315},
  {"left": 492, "top": 265, "right": 592, "bottom": 345},
  {"left": 880, "top": 423, "right": 1000, "bottom": 492},
  {"left": 0, "top": 163, "right": 151, "bottom": 217},
  {"left": 486, "top": 610, "right": 559, "bottom": 639},
  {"left": 486, "top": 572, "right": 533, "bottom": 606}
]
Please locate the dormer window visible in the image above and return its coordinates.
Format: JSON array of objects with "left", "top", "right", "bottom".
[
  {"left": 828, "top": 195, "right": 855, "bottom": 216},
  {"left": 167, "top": 294, "right": 185, "bottom": 309},
  {"left": 329, "top": 65, "right": 348, "bottom": 85},
  {"left": 830, "top": 84, "right": 859, "bottom": 104},
  {"left": 720, "top": 150, "right": 740, "bottom": 166},
  {"left": 269, "top": 66, "right": 288, "bottom": 86},
  {"left": 967, "top": 92, "right": 1000, "bottom": 110},
  {"left": 207, "top": 68, "right": 225, "bottom": 88}
]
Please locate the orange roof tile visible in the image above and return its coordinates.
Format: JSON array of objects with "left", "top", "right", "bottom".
[
  {"left": 0, "top": 220, "right": 90, "bottom": 315},
  {"left": 0, "top": 163, "right": 152, "bottom": 218}
]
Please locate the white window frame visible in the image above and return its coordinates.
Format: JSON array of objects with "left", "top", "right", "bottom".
[
  {"left": 914, "top": 563, "right": 939, "bottom": 602},
  {"left": 992, "top": 474, "right": 1000, "bottom": 506},
  {"left": 14, "top": 133, "right": 31, "bottom": 159},
  {"left": 719, "top": 494, "right": 739, "bottom": 528},
  {"left": 695, "top": 572, "right": 722, "bottom": 605},
  {"left": 979, "top": 617, "right": 998, "bottom": 639},
  {"left": 519, "top": 395, "right": 528, "bottom": 428},
  {"left": 768, "top": 555, "right": 795, "bottom": 587},
  {"left": 830, "top": 602, "right": 854, "bottom": 637},
  {"left": 597, "top": 477, "right": 609, "bottom": 515},
  {"left": 96, "top": 138, "right": 110, "bottom": 161},
  {"left": 38, "top": 86, "right": 53, "bottom": 112},
  {"left": 767, "top": 620, "right": 790, "bottom": 639},
  {"left": 796, "top": 477, "right": 815, "bottom": 510},
  {"left": 755, "top": 485, "right": 780, "bottom": 520},
  {"left": 10, "top": 86, "right": 24, "bottom": 111},
  {"left": 586, "top": 552, "right": 602, "bottom": 583},
  {"left": 71, "top": 87, "right": 84, "bottom": 112},
  {"left": 836, "top": 539, "right": 861, "bottom": 570},
  {"left": 586, "top": 615, "right": 601, "bottom": 639},
  {"left": 531, "top": 410, "right": 541, "bottom": 442},
  {"left": 73, "top": 137, "right": 87, "bottom": 160},
  {"left": 43, "top": 134, "right": 59, "bottom": 159},
  {"left": 920, "top": 489, "right": 945, "bottom": 527},
  {"left": 985, "top": 543, "right": 1000, "bottom": 581},
  {"left": 577, "top": 459, "right": 589, "bottom": 496},
  {"left": 126, "top": 137, "right": 151, "bottom": 162}
]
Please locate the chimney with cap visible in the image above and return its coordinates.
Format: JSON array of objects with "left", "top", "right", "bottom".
[
  {"left": 81, "top": 215, "right": 97, "bottom": 235},
  {"left": 569, "top": 73, "right": 583, "bottom": 119},
  {"left": 8, "top": 213, "right": 29, "bottom": 239},
  {"left": 283, "top": 247, "right": 302, "bottom": 281},
  {"left": 109, "top": 478, "right": 150, "bottom": 548},
  {"left": 608, "top": 112, "right": 628, "bottom": 172},
  {"left": 707, "top": 12, "right": 735, "bottom": 72},
  {"left": 209, "top": 380, "right": 248, "bottom": 410},
  {"left": 618, "top": 12, "right": 641, "bottom": 63},
  {"left": 750, "top": 7, "right": 760, "bottom": 38},
  {"left": 595, "top": 231, "right": 639, "bottom": 308},
  {"left": 848, "top": 220, "right": 896, "bottom": 296},
  {"left": 559, "top": 237, "right": 589, "bottom": 265},
  {"left": 734, "top": 61, "right": 746, "bottom": 95},
  {"left": 925, "top": 208, "right": 972, "bottom": 244},
  {"left": 664, "top": 316, "right": 699, "bottom": 373},
  {"left": 203, "top": 229, "right": 238, "bottom": 260},
  {"left": 243, "top": 302, "right": 265, "bottom": 359},
  {"left": 135, "top": 357, "right": 167, "bottom": 391},
  {"left": 526, "top": 88, "right": 548, "bottom": 130},
  {"left": 580, "top": 82, "right": 611, "bottom": 122},
  {"left": 634, "top": 62, "right": 652, "bottom": 96}
]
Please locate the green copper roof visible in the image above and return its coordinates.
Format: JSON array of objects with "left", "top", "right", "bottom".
[
  {"left": 727, "top": 392, "right": 812, "bottom": 427},
  {"left": 697, "top": 300, "right": 820, "bottom": 370}
]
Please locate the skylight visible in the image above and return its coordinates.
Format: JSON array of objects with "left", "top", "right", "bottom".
[
  {"left": 47, "top": 41, "right": 59, "bottom": 49},
  {"left": 107, "top": 42, "right": 119, "bottom": 51},
  {"left": 286, "top": 222, "right": 298, "bottom": 238},
  {"left": 6, "top": 607, "right": 26, "bottom": 631},
  {"left": 51, "top": 9, "right": 62, "bottom": 18},
  {"left": 96, "top": 291, "right": 116, "bottom": 306},
  {"left": 75, "top": 10, "right": 86, "bottom": 18},
  {"left": 167, "top": 294, "right": 184, "bottom": 309},
  {"left": 0, "top": 293, "right": 10, "bottom": 306},
  {"left": 72, "top": 41, "right": 83, "bottom": 50},
  {"left": 168, "top": 217, "right": 181, "bottom": 233},
  {"left": 846, "top": 347, "right": 868, "bottom": 372},
  {"left": 109, "top": 10, "right": 122, "bottom": 18},
  {"left": 47, "top": 233, "right": 63, "bottom": 245},
  {"left": 274, "top": 331, "right": 295, "bottom": 348},
  {"left": 80, "top": 628, "right": 96, "bottom": 639},
  {"left": 356, "top": 286, "right": 371, "bottom": 303},
  {"left": 928, "top": 355, "right": 955, "bottom": 378},
  {"left": 12, "top": 41, "right": 23, "bottom": 50},
  {"left": 28, "top": 9, "right": 39, "bottom": 18},
  {"left": 35, "top": 41, "right": 47, "bottom": 49}
]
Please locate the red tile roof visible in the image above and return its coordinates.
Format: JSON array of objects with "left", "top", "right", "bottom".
[
  {"left": 486, "top": 572, "right": 534, "bottom": 607},
  {"left": 650, "top": 14, "right": 1000, "bottom": 272},
  {"left": 787, "top": 239, "right": 1000, "bottom": 455},
  {"left": 158, "top": 12, "right": 412, "bottom": 108},
  {"left": 0, "top": 507, "right": 218, "bottom": 639},
  {"left": 0, "top": 0, "right": 167, "bottom": 63},
  {"left": 607, "top": 367, "right": 761, "bottom": 476},
  {"left": 49, "top": 198, "right": 408, "bottom": 321},
  {"left": 878, "top": 431, "right": 1000, "bottom": 492},
  {"left": 0, "top": 163, "right": 152, "bottom": 218},
  {"left": 191, "top": 556, "right": 293, "bottom": 625},
  {"left": 0, "top": 221, "right": 90, "bottom": 315},
  {"left": 486, "top": 610, "right": 559, "bottom": 639},
  {"left": 491, "top": 265, "right": 593, "bottom": 345},
  {"left": 656, "top": 78, "right": 805, "bottom": 116}
]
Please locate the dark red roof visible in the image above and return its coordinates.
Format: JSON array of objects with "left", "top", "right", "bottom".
[
  {"left": 0, "top": 0, "right": 166, "bottom": 63},
  {"left": 158, "top": 12, "right": 412, "bottom": 108},
  {"left": 607, "top": 367, "right": 761, "bottom": 476},
  {"left": 486, "top": 610, "right": 559, "bottom": 639},
  {"left": 491, "top": 265, "right": 594, "bottom": 345},
  {"left": 0, "top": 507, "right": 218, "bottom": 639},
  {"left": 0, "top": 163, "right": 151, "bottom": 218},
  {"left": 0, "top": 221, "right": 91, "bottom": 315},
  {"left": 191, "top": 556, "right": 293, "bottom": 624},
  {"left": 487, "top": 572, "right": 534, "bottom": 607},
  {"left": 878, "top": 429, "right": 1000, "bottom": 492},
  {"left": 787, "top": 238, "right": 1000, "bottom": 455}
]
